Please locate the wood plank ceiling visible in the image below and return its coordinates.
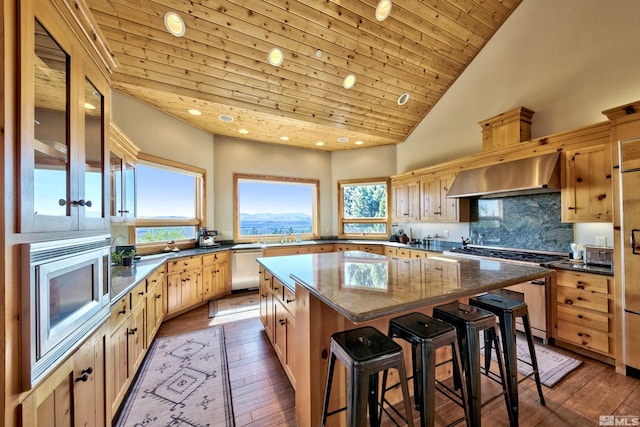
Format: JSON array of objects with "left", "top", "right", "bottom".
[{"left": 86, "top": 0, "right": 522, "bottom": 151}]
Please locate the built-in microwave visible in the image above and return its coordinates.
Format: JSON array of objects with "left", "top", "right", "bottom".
[{"left": 21, "top": 234, "right": 111, "bottom": 390}]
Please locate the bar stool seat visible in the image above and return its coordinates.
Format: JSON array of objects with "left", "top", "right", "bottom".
[
  {"left": 433, "top": 301, "right": 515, "bottom": 427},
  {"left": 321, "top": 326, "right": 414, "bottom": 427},
  {"left": 381, "top": 312, "right": 471, "bottom": 427},
  {"left": 469, "top": 292, "right": 546, "bottom": 425}
]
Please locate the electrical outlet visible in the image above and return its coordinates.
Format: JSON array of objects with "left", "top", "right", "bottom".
[
  {"left": 443, "top": 230, "right": 449, "bottom": 238},
  {"left": 595, "top": 236, "right": 606, "bottom": 247}
]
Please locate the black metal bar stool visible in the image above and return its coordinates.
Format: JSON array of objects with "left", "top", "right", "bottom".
[
  {"left": 469, "top": 292, "right": 546, "bottom": 425},
  {"left": 321, "top": 326, "right": 414, "bottom": 427},
  {"left": 380, "top": 312, "right": 471, "bottom": 427},
  {"left": 433, "top": 301, "right": 515, "bottom": 427}
]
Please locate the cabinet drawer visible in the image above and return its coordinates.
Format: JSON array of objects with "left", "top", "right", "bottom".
[
  {"left": 202, "top": 251, "right": 229, "bottom": 265},
  {"left": 384, "top": 247, "right": 397, "bottom": 256},
  {"left": 556, "top": 286, "right": 608, "bottom": 313},
  {"left": 410, "top": 250, "right": 428, "bottom": 258},
  {"left": 167, "top": 256, "right": 202, "bottom": 273},
  {"left": 110, "top": 298, "right": 129, "bottom": 329},
  {"left": 557, "top": 320, "right": 609, "bottom": 354},
  {"left": 272, "top": 278, "right": 286, "bottom": 300},
  {"left": 397, "top": 248, "right": 410, "bottom": 258},
  {"left": 283, "top": 287, "right": 296, "bottom": 315},
  {"left": 131, "top": 281, "right": 147, "bottom": 308},
  {"left": 557, "top": 304, "right": 609, "bottom": 332},
  {"left": 555, "top": 270, "right": 609, "bottom": 294}
]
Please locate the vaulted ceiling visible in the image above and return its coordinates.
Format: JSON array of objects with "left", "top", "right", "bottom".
[{"left": 86, "top": 0, "right": 522, "bottom": 151}]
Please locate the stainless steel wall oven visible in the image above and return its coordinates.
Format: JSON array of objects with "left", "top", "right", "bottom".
[{"left": 21, "top": 234, "right": 111, "bottom": 389}]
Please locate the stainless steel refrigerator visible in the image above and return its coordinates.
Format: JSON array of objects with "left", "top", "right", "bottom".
[{"left": 621, "top": 138, "right": 640, "bottom": 368}]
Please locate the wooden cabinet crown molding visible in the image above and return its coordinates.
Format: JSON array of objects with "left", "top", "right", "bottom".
[
  {"left": 50, "top": 0, "right": 118, "bottom": 78},
  {"left": 110, "top": 122, "right": 141, "bottom": 159}
]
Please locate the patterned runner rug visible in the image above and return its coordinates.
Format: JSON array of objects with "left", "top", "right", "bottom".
[
  {"left": 209, "top": 293, "right": 259, "bottom": 318},
  {"left": 115, "top": 326, "right": 234, "bottom": 426},
  {"left": 483, "top": 331, "right": 583, "bottom": 388}
]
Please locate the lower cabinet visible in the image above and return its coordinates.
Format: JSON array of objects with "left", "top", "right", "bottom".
[
  {"left": 166, "top": 256, "right": 203, "bottom": 315},
  {"left": 108, "top": 279, "right": 147, "bottom": 416},
  {"left": 259, "top": 268, "right": 296, "bottom": 388},
  {"left": 552, "top": 269, "right": 613, "bottom": 358},
  {"left": 202, "top": 251, "right": 231, "bottom": 301},
  {"left": 20, "top": 322, "right": 108, "bottom": 427},
  {"left": 146, "top": 266, "right": 165, "bottom": 345}
]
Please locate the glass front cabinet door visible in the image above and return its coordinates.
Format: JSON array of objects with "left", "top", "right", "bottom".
[{"left": 19, "top": 1, "right": 111, "bottom": 233}]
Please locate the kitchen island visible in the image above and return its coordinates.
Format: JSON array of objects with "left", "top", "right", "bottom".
[{"left": 257, "top": 250, "right": 553, "bottom": 426}]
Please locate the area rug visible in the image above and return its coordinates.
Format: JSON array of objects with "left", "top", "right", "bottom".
[
  {"left": 208, "top": 293, "right": 259, "bottom": 318},
  {"left": 115, "top": 326, "right": 234, "bottom": 427},
  {"left": 482, "top": 331, "right": 583, "bottom": 388}
]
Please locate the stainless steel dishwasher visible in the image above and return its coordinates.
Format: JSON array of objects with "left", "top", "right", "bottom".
[{"left": 231, "top": 248, "right": 264, "bottom": 291}]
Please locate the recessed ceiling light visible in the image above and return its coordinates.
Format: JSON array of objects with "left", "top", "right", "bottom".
[
  {"left": 355, "top": 140, "right": 364, "bottom": 145},
  {"left": 375, "top": 0, "right": 392, "bottom": 21},
  {"left": 316, "top": 49, "right": 322, "bottom": 58},
  {"left": 280, "top": 136, "right": 290, "bottom": 141},
  {"left": 397, "top": 93, "right": 410, "bottom": 105},
  {"left": 337, "top": 137, "right": 349, "bottom": 143},
  {"left": 343, "top": 74, "right": 356, "bottom": 89},
  {"left": 84, "top": 102, "right": 96, "bottom": 110},
  {"left": 188, "top": 108, "right": 202, "bottom": 116},
  {"left": 218, "top": 114, "right": 234, "bottom": 122},
  {"left": 268, "top": 47, "right": 284, "bottom": 66},
  {"left": 239, "top": 129, "right": 249, "bottom": 134},
  {"left": 315, "top": 141, "right": 325, "bottom": 146},
  {"left": 164, "top": 11, "right": 186, "bottom": 37}
]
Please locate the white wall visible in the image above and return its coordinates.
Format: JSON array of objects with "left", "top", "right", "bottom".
[
  {"left": 111, "top": 91, "right": 216, "bottom": 228},
  {"left": 398, "top": 0, "right": 640, "bottom": 172}
]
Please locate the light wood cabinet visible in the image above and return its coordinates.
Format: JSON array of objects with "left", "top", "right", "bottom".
[
  {"left": 552, "top": 270, "right": 613, "bottom": 357},
  {"left": 421, "top": 173, "right": 469, "bottom": 222},
  {"left": 308, "top": 244, "right": 335, "bottom": 253},
  {"left": 108, "top": 280, "right": 147, "bottom": 415},
  {"left": 258, "top": 268, "right": 296, "bottom": 388},
  {"left": 562, "top": 143, "right": 613, "bottom": 222},
  {"left": 202, "top": 251, "right": 231, "bottom": 301},
  {"left": 392, "top": 180, "right": 420, "bottom": 222},
  {"left": 166, "top": 256, "right": 203, "bottom": 315},
  {"left": 263, "top": 245, "right": 310, "bottom": 256},
  {"left": 18, "top": 0, "right": 112, "bottom": 233},
  {"left": 146, "top": 266, "right": 165, "bottom": 345},
  {"left": 21, "top": 323, "right": 107, "bottom": 427}
]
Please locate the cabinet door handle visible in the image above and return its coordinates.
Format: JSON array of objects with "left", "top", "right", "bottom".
[
  {"left": 286, "top": 298, "right": 295, "bottom": 303},
  {"left": 58, "top": 198, "right": 67, "bottom": 206},
  {"left": 155, "top": 294, "right": 162, "bottom": 299},
  {"left": 75, "top": 373, "right": 89, "bottom": 383},
  {"left": 128, "top": 328, "right": 137, "bottom": 335},
  {"left": 279, "top": 319, "right": 286, "bottom": 325},
  {"left": 119, "top": 309, "right": 126, "bottom": 315},
  {"left": 565, "top": 298, "right": 573, "bottom": 305},
  {"left": 261, "top": 293, "right": 267, "bottom": 298},
  {"left": 138, "top": 291, "right": 144, "bottom": 296},
  {"left": 274, "top": 287, "right": 279, "bottom": 291}
]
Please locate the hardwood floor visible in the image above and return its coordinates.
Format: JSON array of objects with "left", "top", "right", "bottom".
[{"left": 157, "top": 296, "right": 640, "bottom": 426}]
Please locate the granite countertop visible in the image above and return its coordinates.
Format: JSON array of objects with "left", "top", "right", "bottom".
[
  {"left": 110, "top": 246, "right": 231, "bottom": 303},
  {"left": 257, "top": 251, "right": 553, "bottom": 323},
  {"left": 546, "top": 260, "right": 614, "bottom": 276}
]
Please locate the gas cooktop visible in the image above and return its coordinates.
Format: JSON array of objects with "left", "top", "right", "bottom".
[{"left": 447, "top": 246, "right": 567, "bottom": 264}]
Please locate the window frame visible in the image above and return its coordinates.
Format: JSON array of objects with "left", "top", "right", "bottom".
[
  {"left": 133, "top": 153, "right": 206, "bottom": 254},
  {"left": 338, "top": 177, "right": 391, "bottom": 239},
  {"left": 234, "top": 173, "right": 320, "bottom": 242}
]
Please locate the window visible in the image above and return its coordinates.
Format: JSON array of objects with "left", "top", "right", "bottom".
[
  {"left": 338, "top": 178, "right": 390, "bottom": 238},
  {"left": 134, "top": 154, "right": 205, "bottom": 250},
  {"left": 234, "top": 174, "right": 319, "bottom": 241}
]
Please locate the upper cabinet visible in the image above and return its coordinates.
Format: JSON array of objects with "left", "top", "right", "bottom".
[
  {"left": 421, "top": 173, "right": 469, "bottom": 223},
  {"left": 562, "top": 143, "right": 613, "bottom": 222},
  {"left": 391, "top": 180, "right": 420, "bottom": 222},
  {"left": 18, "top": 0, "right": 115, "bottom": 233},
  {"left": 110, "top": 123, "right": 140, "bottom": 222}
]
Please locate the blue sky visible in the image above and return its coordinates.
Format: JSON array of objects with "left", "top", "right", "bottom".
[{"left": 239, "top": 180, "right": 313, "bottom": 214}]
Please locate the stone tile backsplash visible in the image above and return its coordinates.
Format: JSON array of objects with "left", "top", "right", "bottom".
[{"left": 469, "top": 193, "right": 573, "bottom": 253}]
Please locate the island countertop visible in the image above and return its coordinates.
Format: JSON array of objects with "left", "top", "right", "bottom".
[{"left": 257, "top": 250, "right": 553, "bottom": 323}]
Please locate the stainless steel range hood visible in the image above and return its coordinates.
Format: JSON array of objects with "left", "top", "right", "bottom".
[{"left": 446, "top": 152, "right": 561, "bottom": 198}]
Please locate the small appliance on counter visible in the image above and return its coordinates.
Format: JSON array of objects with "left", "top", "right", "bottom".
[
  {"left": 583, "top": 245, "right": 613, "bottom": 267},
  {"left": 197, "top": 228, "right": 219, "bottom": 247}
]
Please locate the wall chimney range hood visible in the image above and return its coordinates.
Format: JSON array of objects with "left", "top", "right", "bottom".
[{"left": 446, "top": 152, "right": 561, "bottom": 198}]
